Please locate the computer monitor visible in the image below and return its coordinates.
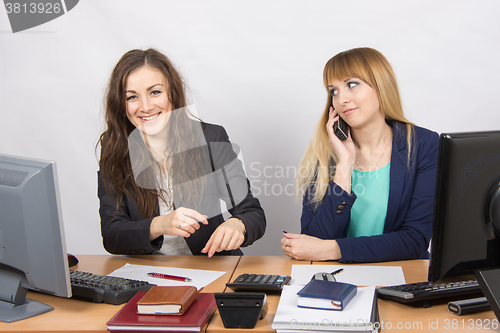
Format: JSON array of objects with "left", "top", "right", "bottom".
[
  {"left": 0, "top": 154, "right": 71, "bottom": 323},
  {"left": 428, "top": 131, "right": 500, "bottom": 283}
]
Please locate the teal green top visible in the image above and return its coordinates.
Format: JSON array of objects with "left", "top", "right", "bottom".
[{"left": 347, "top": 163, "right": 391, "bottom": 238}]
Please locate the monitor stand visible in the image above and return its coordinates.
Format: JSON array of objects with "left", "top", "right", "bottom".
[
  {"left": 0, "top": 298, "right": 54, "bottom": 323},
  {"left": 476, "top": 268, "right": 500, "bottom": 321},
  {"left": 0, "top": 266, "right": 54, "bottom": 323}
]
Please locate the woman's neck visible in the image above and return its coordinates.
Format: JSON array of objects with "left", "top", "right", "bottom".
[
  {"left": 143, "top": 127, "right": 171, "bottom": 162},
  {"left": 352, "top": 119, "right": 392, "bottom": 152},
  {"left": 351, "top": 117, "right": 393, "bottom": 171}
]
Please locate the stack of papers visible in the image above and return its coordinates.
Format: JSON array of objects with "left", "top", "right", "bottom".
[
  {"left": 272, "top": 264, "right": 403, "bottom": 332},
  {"left": 272, "top": 285, "right": 378, "bottom": 333}
]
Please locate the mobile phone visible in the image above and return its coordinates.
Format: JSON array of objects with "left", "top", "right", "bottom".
[
  {"left": 333, "top": 115, "right": 349, "bottom": 141},
  {"left": 312, "top": 272, "right": 336, "bottom": 281}
]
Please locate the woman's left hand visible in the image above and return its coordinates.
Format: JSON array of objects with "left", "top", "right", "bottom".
[
  {"left": 280, "top": 232, "right": 341, "bottom": 261},
  {"left": 201, "top": 218, "right": 246, "bottom": 257}
]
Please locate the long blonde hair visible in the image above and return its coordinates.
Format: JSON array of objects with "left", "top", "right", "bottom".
[{"left": 297, "top": 47, "right": 414, "bottom": 208}]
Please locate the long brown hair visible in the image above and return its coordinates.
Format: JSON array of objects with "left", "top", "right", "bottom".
[
  {"left": 98, "top": 48, "right": 204, "bottom": 217},
  {"left": 297, "top": 47, "right": 414, "bottom": 208}
]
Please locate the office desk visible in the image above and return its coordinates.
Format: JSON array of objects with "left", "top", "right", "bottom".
[
  {"left": 2, "top": 255, "right": 499, "bottom": 333},
  {"left": 209, "top": 258, "right": 499, "bottom": 333},
  {"left": 1, "top": 255, "right": 240, "bottom": 333}
]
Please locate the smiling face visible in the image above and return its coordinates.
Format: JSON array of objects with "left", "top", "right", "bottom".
[
  {"left": 125, "top": 65, "right": 172, "bottom": 137},
  {"left": 328, "top": 78, "right": 382, "bottom": 129}
]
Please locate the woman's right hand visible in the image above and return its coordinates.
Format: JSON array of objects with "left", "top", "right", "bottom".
[
  {"left": 149, "top": 207, "right": 208, "bottom": 240},
  {"left": 326, "top": 107, "right": 356, "bottom": 164}
]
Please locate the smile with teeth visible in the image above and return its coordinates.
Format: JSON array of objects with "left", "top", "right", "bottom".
[{"left": 140, "top": 113, "right": 160, "bottom": 121}]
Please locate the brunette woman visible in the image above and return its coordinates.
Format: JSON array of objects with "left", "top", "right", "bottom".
[{"left": 98, "top": 49, "right": 265, "bottom": 257}]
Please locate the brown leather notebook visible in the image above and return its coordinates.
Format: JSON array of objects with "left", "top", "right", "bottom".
[{"left": 137, "top": 286, "right": 198, "bottom": 315}]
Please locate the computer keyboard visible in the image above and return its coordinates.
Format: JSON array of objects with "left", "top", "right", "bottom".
[
  {"left": 70, "top": 270, "right": 155, "bottom": 305},
  {"left": 376, "top": 280, "right": 482, "bottom": 304},
  {"left": 226, "top": 273, "right": 291, "bottom": 293}
]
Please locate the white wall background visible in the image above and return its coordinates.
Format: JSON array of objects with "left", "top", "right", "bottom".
[{"left": 1, "top": 0, "right": 499, "bottom": 256}]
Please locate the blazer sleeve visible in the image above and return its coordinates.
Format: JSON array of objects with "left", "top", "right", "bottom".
[
  {"left": 208, "top": 125, "right": 266, "bottom": 247},
  {"left": 301, "top": 182, "right": 357, "bottom": 239},
  {"left": 98, "top": 171, "right": 162, "bottom": 254}
]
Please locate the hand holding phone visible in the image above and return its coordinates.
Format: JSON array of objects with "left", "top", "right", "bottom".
[{"left": 333, "top": 113, "right": 349, "bottom": 141}]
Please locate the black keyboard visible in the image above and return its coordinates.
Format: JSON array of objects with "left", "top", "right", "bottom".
[
  {"left": 226, "top": 273, "right": 291, "bottom": 293},
  {"left": 70, "top": 270, "right": 155, "bottom": 305},
  {"left": 376, "top": 280, "right": 482, "bottom": 304}
]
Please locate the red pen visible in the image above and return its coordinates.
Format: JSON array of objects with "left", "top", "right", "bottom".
[{"left": 147, "top": 272, "right": 192, "bottom": 282}]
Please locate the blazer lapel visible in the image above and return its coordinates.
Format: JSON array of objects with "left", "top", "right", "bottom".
[{"left": 385, "top": 123, "right": 408, "bottom": 233}]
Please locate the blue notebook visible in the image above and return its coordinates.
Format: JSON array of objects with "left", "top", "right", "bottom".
[{"left": 297, "top": 279, "right": 357, "bottom": 311}]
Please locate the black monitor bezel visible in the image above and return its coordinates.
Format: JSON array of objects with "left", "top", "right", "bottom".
[{"left": 428, "top": 131, "right": 500, "bottom": 283}]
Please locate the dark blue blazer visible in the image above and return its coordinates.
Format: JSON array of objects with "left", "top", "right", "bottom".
[{"left": 301, "top": 122, "right": 439, "bottom": 262}]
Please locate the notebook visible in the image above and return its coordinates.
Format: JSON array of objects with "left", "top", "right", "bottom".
[
  {"left": 272, "top": 285, "right": 379, "bottom": 332},
  {"left": 297, "top": 280, "right": 357, "bottom": 311},
  {"left": 107, "top": 291, "right": 216, "bottom": 332},
  {"left": 137, "top": 286, "right": 198, "bottom": 315}
]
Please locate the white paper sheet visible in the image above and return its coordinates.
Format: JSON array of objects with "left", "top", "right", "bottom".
[
  {"left": 291, "top": 265, "right": 405, "bottom": 287},
  {"left": 272, "top": 285, "right": 376, "bottom": 331},
  {"left": 107, "top": 263, "right": 226, "bottom": 290}
]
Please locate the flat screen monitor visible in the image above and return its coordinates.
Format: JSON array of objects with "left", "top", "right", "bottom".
[
  {"left": 428, "top": 131, "right": 500, "bottom": 283},
  {"left": 0, "top": 154, "right": 71, "bottom": 323}
]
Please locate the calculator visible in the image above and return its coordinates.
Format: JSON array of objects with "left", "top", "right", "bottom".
[{"left": 226, "top": 274, "right": 291, "bottom": 293}]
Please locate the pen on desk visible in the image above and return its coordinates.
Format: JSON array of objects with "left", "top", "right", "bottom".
[
  {"left": 331, "top": 268, "right": 343, "bottom": 275},
  {"left": 147, "top": 272, "right": 192, "bottom": 282}
]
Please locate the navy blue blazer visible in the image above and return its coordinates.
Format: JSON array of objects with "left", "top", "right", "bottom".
[{"left": 301, "top": 122, "right": 439, "bottom": 262}]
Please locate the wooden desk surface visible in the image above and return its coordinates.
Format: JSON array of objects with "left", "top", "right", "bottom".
[
  {"left": 0, "top": 255, "right": 239, "bottom": 333},
  {"left": 2, "top": 255, "right": 499, "bottom": 333}
]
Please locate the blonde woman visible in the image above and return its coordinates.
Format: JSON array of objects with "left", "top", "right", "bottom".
[{"left": 281, "top": 47, "right": 439, "bottom": 262}]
